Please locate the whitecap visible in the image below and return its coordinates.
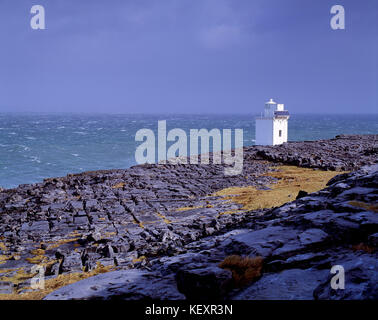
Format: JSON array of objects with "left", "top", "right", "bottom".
[
  {"left": 73, "top": 131, "right": 87, "bottom": 135},
  {"left": 71, "top": 154, "right": 79, "bottom": 157},
  {"left": 30, "top": 156, "right": 41, "bottom": 163},
  {"left": 19, "top": 145, "right": 31, "bottom": 151}
]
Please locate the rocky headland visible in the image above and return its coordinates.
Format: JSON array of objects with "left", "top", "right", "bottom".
[{"left": 0, "top": 134, "right": 377, "bottom": 300}]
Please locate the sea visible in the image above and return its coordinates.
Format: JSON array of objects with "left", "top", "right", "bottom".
[{"left": 0, "top": 113, "right": 377, "bottom": 189}]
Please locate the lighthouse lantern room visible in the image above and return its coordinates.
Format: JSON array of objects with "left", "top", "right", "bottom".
[{"left": 255, "top": 99, "right": 290, "bottom": 146}]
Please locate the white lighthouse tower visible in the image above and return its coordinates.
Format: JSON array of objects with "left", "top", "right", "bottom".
[{"left": 255, "top": 99, "right": 290, "bottom": 145}]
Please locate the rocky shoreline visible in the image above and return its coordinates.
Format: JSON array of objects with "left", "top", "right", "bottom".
[{"left": 0, "top": 134, "right": 377, "bottom": 300}]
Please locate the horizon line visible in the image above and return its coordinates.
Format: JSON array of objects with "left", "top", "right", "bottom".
[{"left": 1, "top": 111, "right": 378, "bottom": 116}]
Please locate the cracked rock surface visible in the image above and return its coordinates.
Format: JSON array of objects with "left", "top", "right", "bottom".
[{"left": 0, "top": 134, "right": 377, "bottom": 299}]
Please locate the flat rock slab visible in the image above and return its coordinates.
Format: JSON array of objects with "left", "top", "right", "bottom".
[
  {"left": 234, "top": 268, "right": 329, "bottom": 300},
  {"left": 314, "top": 253, "right": 378, "bottom": 300},
  {"left": 223, "top": 226, "right": 300, "bottom": 257},
  {"left": 44, "top": 269, "right": 184, "bottom": 300}
]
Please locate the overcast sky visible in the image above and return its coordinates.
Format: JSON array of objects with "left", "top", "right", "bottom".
[{"left": 0, "top": 0, "right": 377, "bottom": 114}]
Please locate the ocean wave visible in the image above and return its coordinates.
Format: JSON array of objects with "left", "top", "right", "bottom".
[
  {"left": 18, "top": 145, "right": 31, "bottom": 151},
  {"left": 0, "top": 113, "right": 376, "bottom": 189},
  {"left": 30, "top": 156, "right": 41, "bottom": 163}
]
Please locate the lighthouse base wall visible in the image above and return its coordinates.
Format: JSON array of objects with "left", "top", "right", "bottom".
[
  {"left": 255, "top": 118, "right": 288, "bottom": 146},
  {"left": 255, "top": 119, "right": 273, "bottom": 145},
  {"left": 273, "top": 119, "right": 288, "bottom": 145}
]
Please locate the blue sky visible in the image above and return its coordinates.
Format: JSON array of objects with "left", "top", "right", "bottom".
[{"left": 0, "top": 0, "right": 377, "bottom": 114}]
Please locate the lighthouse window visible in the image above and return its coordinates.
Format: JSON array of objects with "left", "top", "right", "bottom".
[{"left": 279, "top": 130, "right": 282, "bottom": 137}]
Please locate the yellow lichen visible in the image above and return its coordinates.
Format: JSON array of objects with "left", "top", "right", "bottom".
[
  {"left": 0, "top": 268, "right": 33, "bottom": 286},
  {"left": 0, "top": 262, "right": 115, "bottom": 300},
  {"left": 156, "top": 212, "right": 171, "bottom": 224},
  {"left": 31, "top": 249, "right": 45, "bottom": 256},
  {"left": 103, "top": 232, "right": 117, "bottom": 238},
  {"left": 26, "top": 249, "right": 58, "bottom": 266},
  {"left": 44, "top": 238, "right": 79, "bottom": 250},
  {"left": 218, "top": 210, "right": 243, "bottom": 216},
  {"left": 132, "top": 256, "right": 146, "bottom": 264},
  {"left": 348, "top": 201, "right": 378, "bottom": 213},
  {"left": 132, "top": 218, "right": 145, "bottom": 228},
  {"left": 67, "top": 230, "right": 82, "bottom": 238},
  {"left": 215, "top": 165, "right": 342, "bottom": 212},
  {"left": 112, "top": 182, "right": 125, "bottom": 189},
  {"left": 0, "top": 242, "right": 7, "bottom": 251},
  {"left": 175, "top": 205, "right": 203, "bottom": 212},
  {"left": 0, "top": 255, "right": 11, "bottom": 265},
  {"left": 26, "top": 255, "right": 48, "bottom": 264},
  {"left": 0, "top": 268, "right": 18, "bottom": 275}
]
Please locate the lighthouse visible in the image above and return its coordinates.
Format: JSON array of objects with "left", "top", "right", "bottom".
[{"left": 255, "top": 99, "right": 290, "bottom": 145}]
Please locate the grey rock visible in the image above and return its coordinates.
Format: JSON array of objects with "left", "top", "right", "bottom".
[
  {"left": 43, "top": 269, "right": 184, "bottom": 300},
  {"left": 0, "top": 135, "right": 376, "bottom": 299},
  {"left": 298, "top": 229, "right": 329, "bottom": 246},
  {"left": 296, "top": 190, "right": 308, "bottom": 199},
  {"left": 20, "top": 220, "right": 50, "bottom": 234},
  {"left": 224, "top": 226, "right": 299, "bottom": 257},
  {"left": 234, "top": 268, "right": 329, "bottom": 300},
  {"left": 176, "top": 266, "right": 233, "bottom": 300},
  {"left": 313, "top": 253, "right": 378, "bottom": 300},
  {"left": 368, "top": 233, "right": 378, "bottom": 247}
]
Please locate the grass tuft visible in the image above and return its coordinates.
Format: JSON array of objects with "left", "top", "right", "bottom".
[
  {"left": 219, "top": 255, "right": 263, "bottom": 288},
  {"left": 351, "top": 242, "right": 376, "bottom": 254},
  {"left": 348, "top": 201, "right": 378, "bottom": 213}
]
